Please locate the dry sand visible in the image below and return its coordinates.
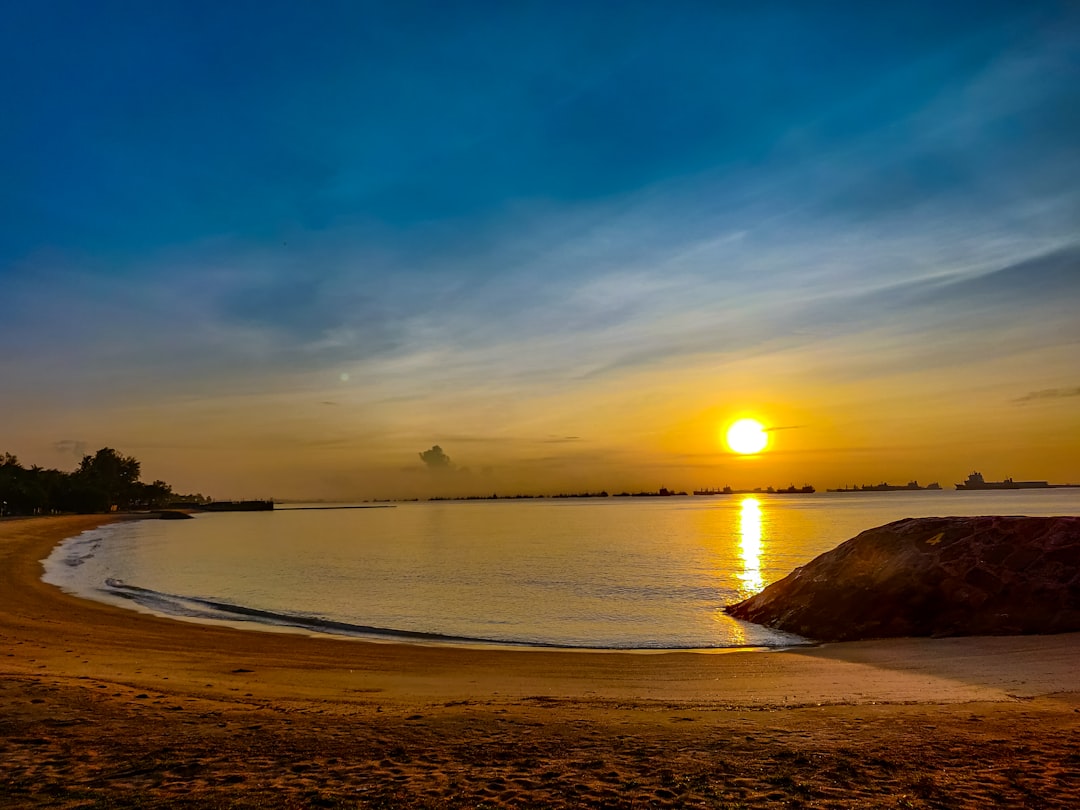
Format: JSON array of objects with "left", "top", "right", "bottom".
[{"left": 2, "top": 514, "right": 1078, "bottom": 808}]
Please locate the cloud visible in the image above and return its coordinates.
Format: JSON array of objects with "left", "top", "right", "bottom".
[
  {"left": 3, "top": 9, "right": 1078, "bottom": 432},
  {"left": 418, "top": 445, "right": 454, "bottom": 470},
  {"left": 1013, "top": 386, "right": 1080, "bottom": 404},
  {"left": 910, "top": 245, "right": 1080, "bottom": 307},
  {"left": 53, "top": 439, "right": 88, "bottom": 460}
]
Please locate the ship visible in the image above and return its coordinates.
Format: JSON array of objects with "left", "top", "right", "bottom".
[
  {"left": 954, "top": 472, "right": 1080, "bottom": 490},
  {"left": 693, "top": 485, "right": 816, "bottom": 496},
  {"left": 827, "top": 481, "right": 942, "bottom": 493},
  {"left": 773, "top": 484, "right": 815, "bottom": 494}
]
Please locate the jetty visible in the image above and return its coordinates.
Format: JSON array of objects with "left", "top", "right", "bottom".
[{"left": 197, "top": 500, "right": 275, "bottom": 512}]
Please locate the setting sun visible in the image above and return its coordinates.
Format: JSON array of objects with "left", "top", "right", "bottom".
[{"left": 726, "top": 418, "right": 769, "bottom": 455}]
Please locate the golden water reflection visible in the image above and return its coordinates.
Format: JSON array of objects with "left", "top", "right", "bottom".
[{"left": 738, "top": 497, "right": 765, "bottom": 596}]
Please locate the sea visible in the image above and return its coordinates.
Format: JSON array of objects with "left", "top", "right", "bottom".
[{"left": 42, "top": 490, "right": 1080, "bottom": 651}]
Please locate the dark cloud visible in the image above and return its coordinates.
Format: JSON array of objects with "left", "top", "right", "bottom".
[
  {"left": 435, "top": 435, "right": 584, "bottom": 445},
  {"left": 918, "top": 245, "right": 1080, "bottom": 306},
  {"left": 439, "top": 435, "right": 510, "bottom": 444},
  {"left": 1013, "top": 386, "right": 1080, "bottom": 404},
  {"left": 418, "top": 445, "right": 454, "bottom": 470},
  {"left": 806, "top": 244, "right": 1080, "bottom": 330},
  {"left": 764, "top": 425, "right": 806, "bottom": 432},
  {"left": 53, "top": 439, "right": 87, "bottom": 460},
  {"left": 221, "top": 272, "right": 405, "bottom": 360}
]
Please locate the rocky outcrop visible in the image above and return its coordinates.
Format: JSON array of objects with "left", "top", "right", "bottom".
[
  {"left": 156, "top": 510, "right": 194, "bottom": 520},
  {"left": 726, "top": 516, "right": 1080, "bottom": 642}
]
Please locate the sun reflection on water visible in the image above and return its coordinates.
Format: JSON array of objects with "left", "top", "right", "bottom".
[{"left": 738, "top": 497, "right": 765, "bottom": 596}]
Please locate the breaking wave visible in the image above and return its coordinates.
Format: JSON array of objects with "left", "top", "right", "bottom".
[{"left": 98, "top": 577, "right": 564, "bottom": 648}]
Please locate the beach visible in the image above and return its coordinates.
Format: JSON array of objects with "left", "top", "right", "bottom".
[{"left": 2, "top": 515, "right": 1078, "bottom": 808}]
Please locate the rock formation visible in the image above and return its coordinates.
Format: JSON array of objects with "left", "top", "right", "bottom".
[
  {"left": 156, "top": 510, "right": 194, "bottom": 520},
  {"left": 726, "top": 515, "right": 1080, "bottom": 642}
]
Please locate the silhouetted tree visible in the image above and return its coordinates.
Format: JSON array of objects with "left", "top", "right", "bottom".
[
  {"left": 75, "top": 447, "right": 141, "bottom": 510},
  {"left": 132, "top": 479, "right": 173, "bottom": 508},
  {"left": 0, "top": 455, "right": 58, "bottom": 515},
  {"left": 0, "top": 448, "right": 200, "bottom": 516}
]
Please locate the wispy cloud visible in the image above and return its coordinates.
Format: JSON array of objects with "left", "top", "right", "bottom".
[
  {"left": 3, "top": 4, "right": 1078, "bottom": 495},
  {"left": 53, "top": 439, "right": 88, "bottom": 461},
  {"left": 1013, "top": 386, "right": 1080, "bottom": 404}
]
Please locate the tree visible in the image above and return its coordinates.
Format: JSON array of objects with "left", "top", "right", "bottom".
[
  {"left": 0, "top": 447, "right": 200, "bottom": 515},
  {"left": 0, "top": 454, "right": 48, "bottom": 515},
  {"left": 132, "top": 479, "right": 173, "bottom": 508},
  {"left": 75, "top": 448, "right": 142, "bottom": 510},
  {"left": 0, "top": 454, "right": 25, "bottom": 515}
]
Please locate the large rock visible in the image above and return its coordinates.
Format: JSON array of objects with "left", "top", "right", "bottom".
[
  {"left": 725, "top": 516, "right": 1080, "bottom": 642},
  {"left": 156, "top": 510, "right": 194, "bottom": 520}
]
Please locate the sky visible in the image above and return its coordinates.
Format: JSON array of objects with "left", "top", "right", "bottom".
[{"left": 2, "top": 1, "right": 1078, "bottom": 499}]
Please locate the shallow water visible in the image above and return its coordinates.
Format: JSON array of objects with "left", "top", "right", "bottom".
[{"left": 43, "top": 489, "right": 1080, "bottom": 649}]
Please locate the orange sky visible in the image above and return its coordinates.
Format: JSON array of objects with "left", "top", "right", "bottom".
[{"left": 6, "top": 327, "right": 1077, "bottom": 500}]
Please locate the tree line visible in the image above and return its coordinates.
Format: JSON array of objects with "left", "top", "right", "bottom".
[{"left": 0, "top": 448, "right": 209, "bottom": 516}]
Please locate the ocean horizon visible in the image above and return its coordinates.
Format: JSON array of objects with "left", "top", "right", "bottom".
[{"left": 43, "top": 489, "right": 1080, "bottom": 651}]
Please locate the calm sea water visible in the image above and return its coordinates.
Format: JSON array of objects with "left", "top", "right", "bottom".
[{"left": 43, "top": 490, "right": 1080, "bottom": 650}]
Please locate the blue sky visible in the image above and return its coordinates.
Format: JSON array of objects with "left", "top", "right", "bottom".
[
  {"left": 4, "top": 2, "right": 1069, "bottom": 254},
  {"left": 2, "top": 2, "right": 1078, "bottom": 496}
]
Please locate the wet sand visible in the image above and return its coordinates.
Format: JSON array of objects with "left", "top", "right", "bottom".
[{"left": 2, "top": 514, "right": 1078, "bottom": 808}]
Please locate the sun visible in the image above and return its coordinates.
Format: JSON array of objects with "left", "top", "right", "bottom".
[{"left": 726, "top": 418, "right": 769, "bottom": 454}]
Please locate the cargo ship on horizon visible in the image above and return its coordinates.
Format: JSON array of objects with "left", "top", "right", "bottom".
[
  {"left": 955, "top": 472, "right": 1080, "bottom": 491},
  {"left": 693, "top": 484, "right": 815, "bottom": 496},
  {"left": 827, "top": 481, "right": 942, "bottom": 493}
]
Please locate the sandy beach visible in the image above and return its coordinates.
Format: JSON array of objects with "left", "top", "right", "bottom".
[{"left": 2, "top": 515, "right": 1078, "bottom": 808}]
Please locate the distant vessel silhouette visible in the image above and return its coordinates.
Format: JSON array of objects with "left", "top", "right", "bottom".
[
  {"left": 692, "top": 485, "right": 815, "bottom": 496},
  {"left": 827, "top": 481, "right": 942, "bottom": 493},
  {"left": 954, "top": 472, "right": 1079, "bottom": 490}
]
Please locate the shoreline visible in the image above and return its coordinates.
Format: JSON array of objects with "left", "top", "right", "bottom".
[
  {"left": 14, "top": 513, "right": 1079, "bottom": 702},
  {"left": 41, "top": 514, "right": 811, "bottom": 654},
  {"left": 4, "top": 514, "right": 1079, "bottom": 808}
]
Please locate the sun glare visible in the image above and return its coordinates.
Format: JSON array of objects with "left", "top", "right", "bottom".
[
  {"left": 738, "top": 497, "right": 765, "bottom": 595},
  {"left": 726, "top": 418, "right": 768, "bottom": 454}
]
